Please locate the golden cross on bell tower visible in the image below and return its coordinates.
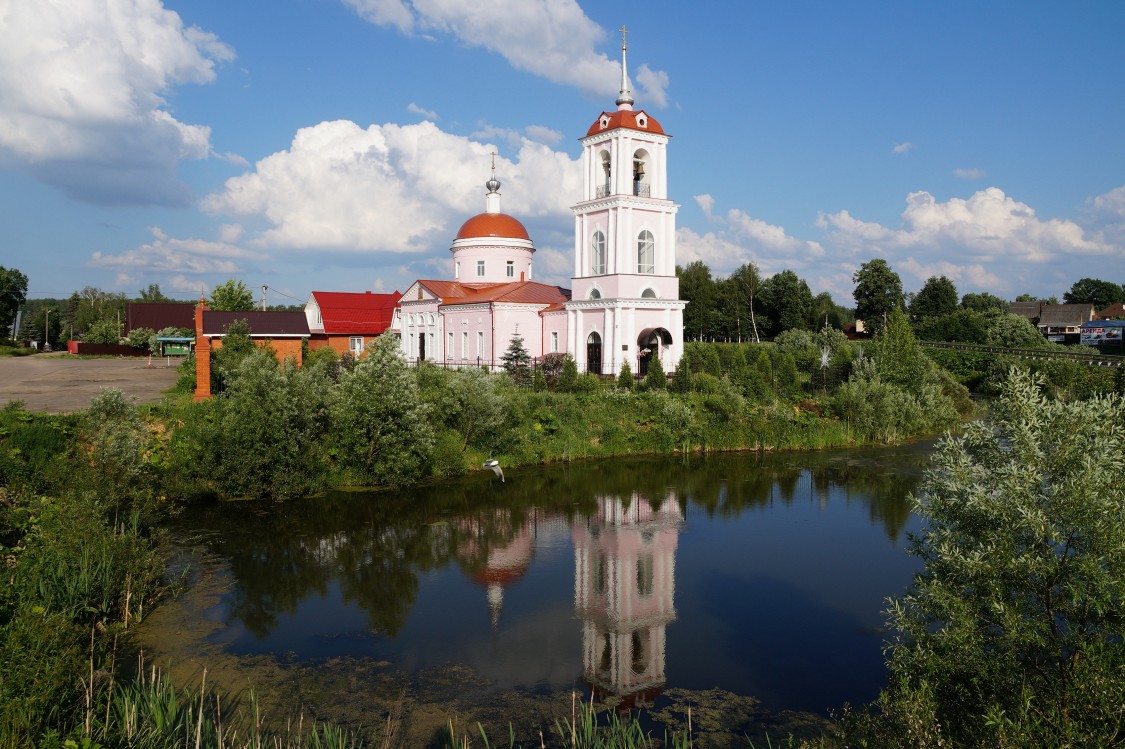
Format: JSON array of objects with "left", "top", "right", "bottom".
[{"left": 619, "top": 25, "right": 628, "bottom": 50}]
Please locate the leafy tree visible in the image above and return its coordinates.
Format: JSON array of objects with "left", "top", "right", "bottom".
[
  {"left": 209, "top": 279, "right": 256, "bottom": 311},
  {"left": 212, "top": 350, "right": 330, "bottom": 499},
  {"left": 880, "top": 370, "right": 1125, "bottom": 746},
  {"left": 761, "top": 269, "right": 814, "bottom": 335},
  {"left": 1015, "top": 293, "right": 1058, "bottom": 304},
  {"left": 1063, "top": 277, "right": 1125, "bottom": 309},
  {"left": 914, "top": 309, "right": 988, "bottom": 344},
  {"left": 909, "top": 275, "right": 958, "bottom": 321},
  {"left": 724, "top": 262, "right": 763, "bottom": 342},
  {"left": 444, "top": 368, "right": 507, "bottom": 450},
  {"left": 985, "top": 312, "right": 1045, "bottom": 348},
  {"left": 556, "top": 355, "right": 579, "bottom": 392},
  {"left": 669, "top": 358, "right": 691, "bottom": 393},
  {"left": 772, "top": 351, "right": 799, "bottom": 399},
  {"left": 537, "top": 352, "right": 566, "bottom": 388},
  {"left": 330, "top": 333, "right": 433, "bottom": 488},
  {"left": 852, "top": 259, "right": 903, "bottom": 332},
  {"left": 811, "top": 290, "right": 849, "bottom": 331},
  {"left": 84, "top": 318, "right": 122, "bottom": 344},
  {"left": 0, "top": 266, "right": 28, "bottom": 336},
  {"left": 137, "top": 283, "right": 172, "bottom": 303},
  {"left": 678, "top": 261, "right": 716, "bottom": 341},
  {"left": 125, "top": 326, "right": 155, "bottom": 350},
  {"left": 871, "top": 308, "right": 928, "bottom": 391},
  {"left": 211, "top": 319, "right": 256, "bottom": 391},
  {"left": 960, "top": 291, "right": 1008, "bottom": 314}
]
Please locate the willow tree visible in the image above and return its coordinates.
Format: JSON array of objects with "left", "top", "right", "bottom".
[{"left": 879, "top": 370, "right": 1125, "bottom": 746}]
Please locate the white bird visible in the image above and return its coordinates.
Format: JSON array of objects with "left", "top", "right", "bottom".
[{"left": 483, "top": 459, "right": 504, "bottom": 482}]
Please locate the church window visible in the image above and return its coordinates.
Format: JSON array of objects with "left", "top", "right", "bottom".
[
  {"left": 506, "top": 260, "right": 514, "bottom": 278},
  {"left": 455, "top": 262, "right": 460, "bottom": 279},
  {"left": 594, "top": 553, "right": 608, "bottom": 595},
  {"left": 631, "top": 630, "right": 649, "bottom": 675},
  {"left": 550, "top": 331, "right": 558, "bottom": 353},
  {"left": 447, "top": 332, "right": 453, "bottom": 358},
  {"left": 637, "top": 553, "right": 654, "bottom": 597},
  {"left": 476, "top": 260, "right": 485, "bottom": 277},
  {"left": 477, "top": 331, "right": 484, "bottom": 358},
  {"left": 591, "top": 230, "right": 606, "bottom": 275},
  {"left": 462, "top": 331, "right": 468, "bottom": 358},
  {"left": 638, "top": 230, "right": 655, "bottom": 274},
  {"left": 428, "top": 333, "right": 434, "bottom": 357},
  {"left": 641, "top": 288, "right": 657, "bottom": 299},
  {"left": 588, "top": 288, "right": 601, "bottom": 300}
]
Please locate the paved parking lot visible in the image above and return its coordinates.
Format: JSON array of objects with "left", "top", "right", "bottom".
[{"left": 0, "top": 355, "right": 182, "bottom": 413}]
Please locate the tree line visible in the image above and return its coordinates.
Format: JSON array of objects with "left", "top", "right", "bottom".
[{"left": 676, "top": 257, "right": 1125, "bottom": 341}]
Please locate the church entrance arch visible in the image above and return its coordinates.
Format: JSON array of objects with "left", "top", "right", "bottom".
[
  {"left": 637, "top": 328, "right": 673, "bottom": 376},
  {"left": 587, "top": 331, "right": 602, "bottom": 375}
]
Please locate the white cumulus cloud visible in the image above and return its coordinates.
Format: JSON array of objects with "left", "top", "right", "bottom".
[
  {"left": 341, "top": 0, "right": 670, "bottom": 106},
  {"left": 0, "top": 0, "right": 234, "bottom": 205},
  {"left": 818, "top": 187, "right": 1119, "bottom": 295},
  {"left": 892, "top": 141, "right": 915, "bottom": 154},
  {"left": 201, "top": 119, "right": 581, "bottom": 253},
  {"left": 88, "top": 227, "right": 262, "bottom": 275}
]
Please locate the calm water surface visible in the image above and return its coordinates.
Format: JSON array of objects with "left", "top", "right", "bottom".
[{"left": 173, "top": 443, "right": 930, "bottom": 717}]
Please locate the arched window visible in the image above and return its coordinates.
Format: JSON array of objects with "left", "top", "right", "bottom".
[
  {"left": 588, "top": 288, "right": 601, "bottom": 300},
  {"left": 641, "top": 288, "right": 657, "bottom": 299},
  {"left": 638, "top": 230, "right": 655, "bottom": 274},
  {"left": 591, "top": 230, "right": 606, "bottom": 275}
]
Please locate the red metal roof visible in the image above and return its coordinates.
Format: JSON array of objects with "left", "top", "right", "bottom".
[
  {"left": 585, "top": 109, "right": 665, "bottom": 137},
  {"left": 311, "top": 291, "right": 399, "bottom": 334},
  {"left": 412, "top": 280, "right": 570, "bottom": 307},
  {"left": 455, "top": 212, "right": 530, "bottom": 240}
]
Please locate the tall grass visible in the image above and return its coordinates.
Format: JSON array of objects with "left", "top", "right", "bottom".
[{"left": 94, "top": 657, "right": 368, "bottom": 749}]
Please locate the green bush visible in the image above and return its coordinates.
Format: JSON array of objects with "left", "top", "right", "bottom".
[{"left": 874, "top": 371, "right": 1125, "bottom": 747}]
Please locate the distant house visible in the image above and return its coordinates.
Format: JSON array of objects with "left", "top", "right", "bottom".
[
  {"left": 304, "top": 291, "right": 399, "bottom": 358},
  {"left": 1009, "top": 301, "right": 1044, "bottom": 325},
  {"left": 1096, "top": 302, "right": 1125, "bottom": 320},
  {"left": 1036, "top": 304, "right": 1095, "bottom": 344},
  {"left": 193, "top": 301, "right": 311, "bottom": 400},
  {"left": 125, "top": 302, "right": 194, "bottom": 334}
]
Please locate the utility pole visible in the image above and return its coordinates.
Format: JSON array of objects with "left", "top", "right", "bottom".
[
  {"left": 44, "top": 308, "right": 50, "bottom": 349},
  {"left": 261, "top": 285, "right": 267, "bottom": 311}
]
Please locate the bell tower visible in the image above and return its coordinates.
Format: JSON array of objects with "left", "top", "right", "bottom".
[{"left": 566, "top": 28, "right": 685, "bottom": 376}]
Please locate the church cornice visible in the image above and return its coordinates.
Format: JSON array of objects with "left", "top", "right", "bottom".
[
  {"left": 565, "top": 298, "right": 687, "bottom": 311},
  {"left": 572, "top": 196, "right": 680, "bottom": 213}
]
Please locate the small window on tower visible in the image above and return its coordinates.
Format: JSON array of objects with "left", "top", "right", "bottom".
[
  {"left": 506, "top": 261, "right": 514, "bottom": 278},
  {"left": 476, "top": 260, "right": 485, "bottom": 277},
  {"left": 455, "top": 262, "right": 460, "bottom": 279},
  {"left": 637, "top": 114, "right": 647, "bottom": 128}
]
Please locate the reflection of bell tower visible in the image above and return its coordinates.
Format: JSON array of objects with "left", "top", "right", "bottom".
[
  {"left": 573, "top": 492, "right": 682, "bottom": 706},
  {"left": 456, "top": 510, "right": 536, "bottom": 630}
]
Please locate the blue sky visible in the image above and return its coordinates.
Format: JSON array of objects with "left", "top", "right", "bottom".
[{"left": 2, "top": 0, "right": 1123, "bottom": 306}]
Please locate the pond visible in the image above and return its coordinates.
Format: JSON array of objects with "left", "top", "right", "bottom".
[{"left": 137, "top": 443, "right": 932, "bottom": 745}]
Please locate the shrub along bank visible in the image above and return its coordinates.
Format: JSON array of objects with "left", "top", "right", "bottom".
[{"left": 155, "top": 311, "right": 972, "bottom": 501}]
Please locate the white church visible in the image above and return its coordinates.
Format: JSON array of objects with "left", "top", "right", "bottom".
[{"left": 394, "top": 34, "right": 685, "bottom": 376}]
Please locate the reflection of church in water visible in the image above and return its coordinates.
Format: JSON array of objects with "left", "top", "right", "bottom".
[
  {"left": 457, "top": 494, "right": 683, "bottom": 705},
  {"left": 573, "top": 493, "right": 683, "bottom": 707}
]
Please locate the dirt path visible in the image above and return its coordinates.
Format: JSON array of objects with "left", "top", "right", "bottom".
[{"left": 0, "top": 355, "right": 182, "bottom": 413}]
